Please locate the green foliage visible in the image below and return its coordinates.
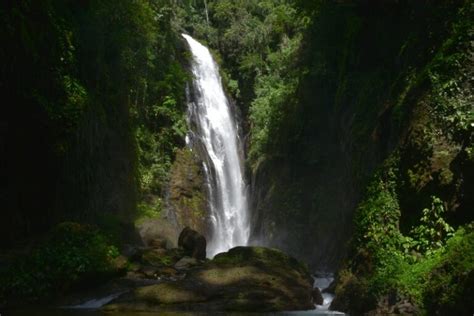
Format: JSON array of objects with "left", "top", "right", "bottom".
[
  {"left": 429, "top": 60, "right": 474, "bottom": 145},
  {"left": 133, "top": 65, "right": 188, "bottom": 217},
  {"left": 423, "top": 226, "right": 474, "bottom": 314},
  {"left": 0, "top": 222, "right": 119, "bottom": 302},
  {"left": 346, "top": 155, "right": 471, "bottom": 312},
  {"left": 409, "top": 196, "right": 454, "bottom": 255},
  {"left": 426, "top": 2, "right": 473, "bottom": 136},
  {"left": 179, "top": 0, "right": 309, "bottom": 162},
  {"left": 142, "top": 249, "right": 173, "bottom": 266},
  {"left": 1, "top": 0, "right": 193, "bottom": 243},
  {"left": 249, "top": 34, "right": 302, "bottom": 161},
  {"left": 126, "top": 0, "right": 190, "bottom": 221},
  {"left": 354, "top": 163, "right": 404, "bottom": 257},
  {"left": 2, "top": 0, "right": 90, "bottom": 144}
]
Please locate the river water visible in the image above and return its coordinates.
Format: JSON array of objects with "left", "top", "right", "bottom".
[{"left": 7, "top": 309, "right": 345, "bottom": 316}]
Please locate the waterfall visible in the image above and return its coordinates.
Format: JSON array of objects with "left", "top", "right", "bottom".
[{"left": 182, "top": 34, "right": 249, "bottom": 257}]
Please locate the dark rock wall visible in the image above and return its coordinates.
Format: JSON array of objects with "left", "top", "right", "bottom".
[
  {"left": 166, "top": 148, "right": 211, "bottom": 238},
  {"left": 248, "top": 1, "right": 472, "bottom": 271}
]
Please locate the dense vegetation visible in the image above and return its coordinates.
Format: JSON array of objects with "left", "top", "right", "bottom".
[
  {"left": 1, "top": 0, "right": 472, "bottom": 314},
  {"left": 1, "top": 0, "right": 189, "bottom": 303},
  {"left": 0, "top": 222, "right": 120, "bottom": 304},
  {"left": 1, "top": 0, "right": 189, "bottom": 244}
]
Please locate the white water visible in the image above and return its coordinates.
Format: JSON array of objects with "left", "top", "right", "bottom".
[
  {"left": 183, "top": 34, "right": 249, "bottom": 257},
  {"left": 67, "top": 292, "right": 125, "bottom": 309},
  {"left": 314, "top": 275, "right": 335, "bottom": 310},
  {"left": 280, "top": 274, "right": 344, "bottom": 316}
]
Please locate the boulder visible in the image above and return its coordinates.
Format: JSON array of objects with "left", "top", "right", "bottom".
[
  {"left": 156, "top": 267, "right": 179, "bottom": 278},
  {"left": 329, "top": 270, "right": 376, "bottom": 314},
  {"left": 125, "top": 270, "right": 146, "bottom": 280},
  {"left": 174, "top": 256, "right": 198, "bottom": 270},
  {"left": 140, "top": 266, "right": 159, "bottom": 279},
  {"left": 178, "top": 227, "right": 206, "bottom": 260},
  {"left": 367, "top": 295, "right": 419, "bottom": 315},
  {"left": 104, "top": 246, "right": 314, "bottom": 312},
  {"left": 312, "top": 288, "right": 324, "bottom": 305}
]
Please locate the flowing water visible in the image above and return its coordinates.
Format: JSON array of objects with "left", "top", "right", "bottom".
[
  {"left": 182, "top": 34, "right": 249, "bottom": 257},
  {"left": 8, "top": 310, "right": 345, "bottom": 316},
  {"left": 313, "top": 274, "right": 337, "bottom": 311}
]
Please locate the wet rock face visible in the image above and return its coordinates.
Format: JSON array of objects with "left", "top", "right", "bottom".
[
  {"left": 137, "top": 218, "right": 179, "bottom": 249},
  {"left": 104, "top": 246, "right": 315, "bottom": 312},
  {"left": 178, "top": 227, "right": 206, "bottom": 260},
  {"left": 167, "top": 148, "right": 211, "bottom": 238}
]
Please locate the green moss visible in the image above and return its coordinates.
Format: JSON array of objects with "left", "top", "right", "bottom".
[
  {"left": 141, "top": 249, "right": 173, "bottom": 267},
  {"left": 168, "top": 148, "right": 208, "bottom": 232},
  {"left": 182, "top": 196, "right": 205, "bottom": 218},
  {"left": 135, "top": 283, "right": 206, "bottom": 304},
  {"left": 353, "top": 158, "right": 404, "bottom": 257},
  {"left": 104, "top": 246, "right": 314, "bottom": 312},
  {"left": 213, "top": 246, "right": 310, "bottom": 277}
]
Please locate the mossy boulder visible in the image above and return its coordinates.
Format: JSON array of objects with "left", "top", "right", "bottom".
[
  {"left": 330, "top": 269, "right": 375, "bottom": 315},
  {"left": 104, "top": 246, "right": 315, "bottom": 312}
]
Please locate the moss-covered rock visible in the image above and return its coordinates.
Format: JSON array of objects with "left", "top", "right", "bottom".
[
  {"left": 167, "top": 148, "right": 210, "bottom": 238},
  {"left": 141, "top": 248, "right": 173, "bottom": 267},
  {"left": 330, "top": 269, "right": 375, "bottom": 315},
  {"left": 104, "top": 246, "right": 315, "bottom": 312}
]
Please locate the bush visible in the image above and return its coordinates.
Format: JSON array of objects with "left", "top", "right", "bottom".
[
  {"left": 0, "top": 222, "right": 120, "bottom": 303},
  {"left": 346, "top": 157, "right": 472, "bottom": 313},
  {"left": 409, "top": 196, "right": 454, "bottom": 255}
]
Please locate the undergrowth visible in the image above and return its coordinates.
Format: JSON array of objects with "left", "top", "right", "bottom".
[{"left": 0, "top": 222, "right": 120, "bottom": 304}]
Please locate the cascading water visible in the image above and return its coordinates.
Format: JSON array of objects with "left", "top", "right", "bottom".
[{"left": 182, "top": 34, "right": 249, "bottom": 257}]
